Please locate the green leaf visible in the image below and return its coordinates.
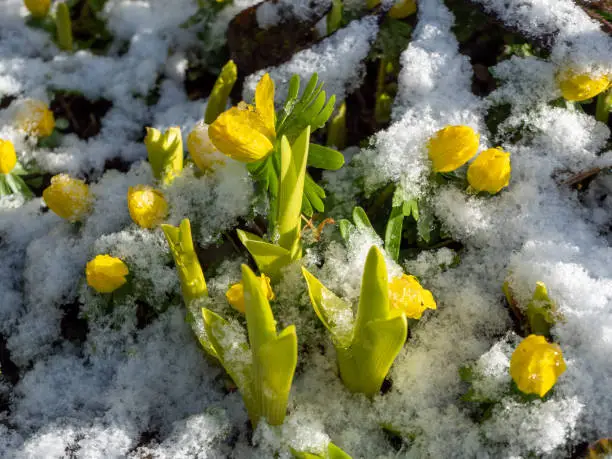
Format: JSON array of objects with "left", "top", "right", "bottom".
[
  {"left": 254, "top": 325, "right": 298, "bottom": 425},
  {"left": 328, "top": 443, "right": 352, "bottom": 459},
  {"left": 326, "top": 102, "right": 347, "bottom": 150},
  {"left": 311, "top": 94, "right": 336, "bottom": 129},
  {"left": 162, "top": 219, "right": 208, "bottom": 303},
  {"left": 236, "top": 229, "right": 292, "bottom": 279},
  {"left": 338, "top": 219, "right": 352, "bottom": 241},
  {"left": 384, "top": 206, "right": 404, "bottom": 261},
  {"left": 302, "top": 267, "right": 353, "bottom": 347},
  {"left": 304, "top": 180, "right": 325, "bottom": 214},
  {"left": 326, "top": 0, "right": 344, "bottom": 35},
  {"left": 352, "top": 206, "right": 373, "bottom": 231},
  {"left": 354, "top": 246, "right": 389, "bottom": 334},
  {"left": 0, "top": 176, "right": 10, "bottom": 196},
  {"left": 416, "top": 208, "right": 433, "bottom": 243},
  {"left": 278, "top": 127, "right": 310, "bottom": 257},
  {"left": 307, "top": 144, "right": 345, "bottom": 170},
  {"left": 242, "top": 264, "right": 278, "bottom": 351},
  {"left": 402, "top": 199, "right": 418, "bottom": 220},
  {"left": 4, "top": 174, "right": 33, "bottom": 198},
  {"left": 55, "top": 2, "right": 73, "bottom": 51},
  {"left": 205, "top": 59, "right": 238, "bottom": 124}
]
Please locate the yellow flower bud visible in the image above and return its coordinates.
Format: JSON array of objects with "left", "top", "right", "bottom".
[
  {"left": 127, "top": 185, "right": 168, "bottom": 229},
  {"left": 42, "top": 174, "right": 92, "bottom": 222},
  {"left": 388, "top": 274, "right": 437, "bottom": 319},
  {"left": 226, "top": 274, "right": 275, "bottom": 313},
  {"left": 467, "top": 147, "right": 511, "bottom": 194},
  {"left": 209, "top": 73, "right": 276, "bottom": 163},
  {"left": 186, "top": 121, "right": 228, "bottom": 172},
  {"left": 15, "top": 99, "right": 55, "bottom": 137},
  {"left": 86, "top": 254, "right": 129, "bottom": 293},
  {"left": 557, "top": 70, "right": 610, "bottom": 102},
  {"left": 144, "top": 126, "right": 184, "bottom": 184},
  {"left": 510, "top": 334, "right": 566, "bottom": 397},
  {"left": 389, "top": 0, "right": 417, "bottom": 18},
  {"left": 0, "top": 139, "right": 17, "bottom": 174},
  {"left": 427, "top": 125, "right": 480, "bottom": 172},
  {"left": 24, "top": 0, "right": 51, "bottom": 18}
]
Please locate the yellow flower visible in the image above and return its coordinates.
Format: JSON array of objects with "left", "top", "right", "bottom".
[
  {"left": 388, "top": 274, "right": 437, "bottom": 319},
  {"left": 15, "top": 99, "right": 55, "bottom": 137},
  {"left": 427, "top": 125, "right": 480, "bottom": 172},
  {"left": 0, "top": 139, "right": 17, "bottom": 174},
  {"left": 389, "top": 0, "right": 417, "bottom": 18},
  {"left": 187, "top": 121, "right": 228, "bottom": 172},
  {"left": 127, "top": 185, "right": 168, "bottom": 229},
  {"left": 557, "top": 70, "right": 610, "bottom": 102},
  {"left": 467, "top": 147, "right": 511, "bottom": 194},
  {"left": 226, "top": 273, "right": 275, "bottom": 313},
  {"left": 42, "top": 174, "right": 92, "bottom": 222},
  {"left": 24, "top": 0, "right": 51, "bottom": 18},
  {"left": 510, "top": 334, "right": 566, "bottom": 397},
  {"left": 86, "top": 254, "right": 129, "bottom": 293},
  {"left": 209, "top": 73, "right": 276, "bottom": 163},
  {"left": 144, "top": 126, "right": 184, "bottom": 184}
]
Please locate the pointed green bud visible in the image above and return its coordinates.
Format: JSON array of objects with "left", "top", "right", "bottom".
[
  {"left": 56, "top": 2, "right": 73, "bottom": 51},
  {"left": 326, "top": 102, "right": 347, "bottom": 150},
  {"left": 145, "top": 126, "right": 184, "bottom": 184},
  {"left": 162, "top": 219, "right": 208, "bottom": 303},
  {"left": 205, "top": 60, "right": 238, "bottom": 124},
  {"left": 278, "top": 127, "right": 310, "bottom": 258},
  {"left": 526, "top": 281, "right": 560, "bottom": 338}
]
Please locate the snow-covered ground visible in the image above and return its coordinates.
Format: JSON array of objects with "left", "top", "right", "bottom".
[{"left": 0, "top": 0, "right": 611, "bottom": 457}]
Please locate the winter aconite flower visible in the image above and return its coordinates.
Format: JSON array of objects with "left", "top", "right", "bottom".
[
  {"left": 510, "top": 334, "right": 566, "bottom": 397},
  {"left": 209, "top": 73, "right": 276, "bottom": 163},
  {"left": 187, "top": 121, "right": 227, "bottom": 172},
  {"left": 15, "top": 99, "right": 55, "bottom": 137},
  {"left": 42, "top": 174, "right": 92, "bottom": 222},
  {"left": 86, "top": 255, "right": 129, "bottom": 293},
  {"left": 127, "top": 185, "right": 168, "bottom": 229},
  {"left": 557, "top": 70, "right": 610, "bottom": 102},
  {"left": 0, "top": 139, "right": 17, "bottom": 174},
  {"left": 226, "top": 273, "right": 274, "bottom": 313},
  {"left": 467, "top": 147, "right": 511, "bottom": 194},
  {"left": 388, "top": 274, "right": 437, "bottom": 319},
  {"left": 24, "top": 0, "right": 51, "bottom": 18},
  {"left": 427, "top": 125, "right": 480, "bottom": 172}
]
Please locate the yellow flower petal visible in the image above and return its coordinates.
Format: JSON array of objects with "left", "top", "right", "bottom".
[
  {"left": 255, "top": 73, "right": 276, "bottom": 141},
  {"left": 42, "top": 174, "right": 92, "bottom": 222},
  {"left": 209, "top": 106, "right": 275, "bottom": 163},
  {"left": 557, "top": 70, "right": 610, "bottom": 102},
  {"left": 86, "top": 254, "right": 129, "bottom": 293},
  {"left": 427, "top": 125, "right": 480, "bottom": 172},
  {"left": 0, "top": 139, "right": 17, "bottom": 174},
  {"left": 388, "top": 274, "right": 437, "bottom": 319},
  {"left": 467, "top": 147, "right": 511, "bottom": 194},
  {"left": 510, "top": 334, "right": 566, "bottom": 397},
  {"left": 226, "top": 274, "right": 274, "bottom": 313},
  {"left": 24, "top": 0, "right": 51, "bottom": 18},
  {"left": 15, "top": 99, "right": 55, "bottom": 137},
  {"left": 186, "top": 121, "right": 228, "bottom": 172},
  {"left": 127, "top": 185, "right": 168, "bottom": 229}
]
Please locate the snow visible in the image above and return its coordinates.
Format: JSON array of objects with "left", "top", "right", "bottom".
[{"left": 1, "top": 0, "right": 612, "bottom": 456}]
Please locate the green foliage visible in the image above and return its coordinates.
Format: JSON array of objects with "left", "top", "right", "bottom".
[
  {"left": 239, "top": 128, "right": 311, "bottom": 278},
  {"left": 205, "top": 60, "right": 238, "bottom": 124},
  {"left": 56, "top": 3, "right": 74, "bottom": 51},
  {"left": 302, "top": 246, "right": 407, "bottom": 396},
  {"left": 202, "top": 264, "right": 298, "bottom": 427},
  {"left": 292, "top": 442, "right": 352, "bottom": 459}
]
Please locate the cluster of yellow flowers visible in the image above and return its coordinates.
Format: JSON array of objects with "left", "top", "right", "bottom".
[{"left": 427, "top": 125, "right": 511, "bottom": 194}]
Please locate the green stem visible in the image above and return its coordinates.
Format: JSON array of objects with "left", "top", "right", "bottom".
[{"left": 595, "top": 88, "right": 612, "bottom": 124}]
